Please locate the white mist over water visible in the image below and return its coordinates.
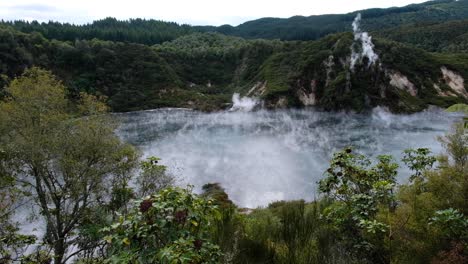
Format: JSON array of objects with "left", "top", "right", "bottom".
[
  {"left": 116, "top": 108, "right": 463, "bottom": 208},
  {"left": 351, "top": 13, "right": 379, "bottom": 70},
  {"left": 230, "top": 93, "right": 259, "bottom": 111}
]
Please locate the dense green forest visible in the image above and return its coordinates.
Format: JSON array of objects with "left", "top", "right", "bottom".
[
  {"left": 0, "top": 68, "right": 467, "bottom": 263},
  {"left": 3, "top": 0, "right": 468, "bottom": 44},
  {"left": 1, "top": 18, "right": 196, "bottom": 46},
  {"left": 0, "top": 25, "right": 467, "bottom": 112},
  {"left": 202, "top": 0, "right": 468, "bottom": 41},
  {"left": 374, "top": 19, "right": 468, "bottom": 53},
  {"left": 0, "top": 0, "right": 467, "bottom": 113}
]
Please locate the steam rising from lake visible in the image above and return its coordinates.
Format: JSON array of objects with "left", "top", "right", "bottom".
[
  {"left": 117, "top": 107, "right": 463, "bottom": 208},
  {"left": 230, "top": 93, "right": 259, "bottom": 111},
  {"left": 351, "top": 13, "right": 379, "bottom": 70}
]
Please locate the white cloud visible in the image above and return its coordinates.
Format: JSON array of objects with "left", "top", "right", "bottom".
[{"left": 0, "top": 0, "right": 430, "bottom": 26}]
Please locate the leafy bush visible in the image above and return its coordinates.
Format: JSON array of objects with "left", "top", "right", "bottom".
[
  {"left": 102, "top": 187, "right": 222, "bottom": 263},
  {"left": 319, "top": 147, "right": 398, "bottom": 263}
]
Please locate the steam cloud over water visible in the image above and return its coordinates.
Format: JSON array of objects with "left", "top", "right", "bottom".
[
  {"left": 117, "top": 108, "right": 463, "bottom": 208},
  {"left": 351, "top": 13, "right": 379, "bottom": 70},
  {"left": 230, "top": 93, "right": 259, "bottom": 111}
]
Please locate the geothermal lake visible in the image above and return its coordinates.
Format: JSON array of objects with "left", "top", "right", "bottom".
[{"left": 116, "top": 107, "right": 464, "bottom": 208}]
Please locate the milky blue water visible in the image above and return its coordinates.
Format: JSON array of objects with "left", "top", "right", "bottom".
[{"left": 116, "top": 107, "right": 464, "bottom": 207}]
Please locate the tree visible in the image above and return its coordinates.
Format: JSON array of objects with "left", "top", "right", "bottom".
[
  {"left": 136, "top": 157, "right": 174, "bottom": 197},
  {"left": 390, "top": 127, "right": 468, "bottom": 263},
  {"left": 318, "top": 147, "right": 398, "bottom": 263},
  {"left": 200, "top": 183, "right": 242, "bottom": 263},
  {"left": 0, "top": 67, "right": 138, "bottom": 263},
  {"left": 0, "top": 148, "right": 37, "bottom": 263},
  {"left": 402, "top": 148, "right": 436, "bottom": 182},
  {"left": 429, "top": 208, "right": 468, "bottom": 240},
  {"left": 437, "top": 123, "right": 467, "bottom": 170},
  {"left": 102, "top": 187, "right": 222, "bottom": 263}
]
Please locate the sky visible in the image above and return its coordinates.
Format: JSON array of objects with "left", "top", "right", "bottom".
[{"left": 0, "top": 0, "right": 430, "bottom": 26}]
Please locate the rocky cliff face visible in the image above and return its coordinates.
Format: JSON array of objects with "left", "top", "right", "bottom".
[{"left": 241, "top": 33, "right": 468, "bottom": 112}]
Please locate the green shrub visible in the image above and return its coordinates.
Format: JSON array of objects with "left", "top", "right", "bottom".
[{"left": 102, "top": 187, "right": 222, "bottom": 263}]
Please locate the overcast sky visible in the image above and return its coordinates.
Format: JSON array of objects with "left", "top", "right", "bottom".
[{"left": 0, "top": 0, "right": 429, "bottom": 26}]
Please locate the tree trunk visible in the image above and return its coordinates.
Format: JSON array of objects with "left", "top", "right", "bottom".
[{"left": 54, "top": 237, "right": 65, "bottom": 264}]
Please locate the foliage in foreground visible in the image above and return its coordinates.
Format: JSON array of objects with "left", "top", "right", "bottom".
[
  {"left": 0, "top": 67, "right": 140, "bottom": 263},
  {"left": 103, "top": 187, "right": 222, "bottom": 263},
  {"left": 204, "top": 122, "right": 467, "bottom": 264},
  {"left": 0, "top": 68, "right": 466, "bottom": 263},
  {"left": 318, "top": 149, "right": 398, "bottom": 263}
]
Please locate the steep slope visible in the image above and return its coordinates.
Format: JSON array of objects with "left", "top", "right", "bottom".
[{"left": 248, "top": 33, "right": 468, "bottom": 112}]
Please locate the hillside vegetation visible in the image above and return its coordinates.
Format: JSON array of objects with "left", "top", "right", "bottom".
[
  {"left": 0, "top": 25, "right": 467, "bottom": 112},
  {"left": 4, "top": 0, "right": 468, "bottom": 45},
  {"left": 0, "top": 0, "right": 468, "bottom": 113},
  {"left": 375, "top": 19, "right": 468, "bottom": 53}
]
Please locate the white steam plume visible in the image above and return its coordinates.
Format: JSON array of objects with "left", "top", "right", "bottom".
[
  {"left": 350, "top": 13, "right": 379, "bottom": 70},
  {"left": 230, "top": 93, "right": 259, "bottom": 112},
  {"left": 116, "top": 108, "right": 463, "bottom": 207}
]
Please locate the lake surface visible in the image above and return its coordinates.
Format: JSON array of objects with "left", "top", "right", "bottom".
[{"left": 116, "top": 107, "right": 464, "bottom": 208}]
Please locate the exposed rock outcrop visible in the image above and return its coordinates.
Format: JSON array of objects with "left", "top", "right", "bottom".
[
  {"left": 247, "top": 81, "right": 267, "bottom": 97},
  {"left": 388, "top": 71, "right": 417, "bottom": 96},
  {"left": 441, "top": 67, "right": 467, "bottom": 98}
]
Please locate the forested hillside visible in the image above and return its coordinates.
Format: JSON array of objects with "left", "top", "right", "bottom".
[
  {"left": 206, "top": 0, "right": 468, "bottom": 41},
  {"left": 0, "top": 26, "right": 467, "bottom": 112},
  {"left": 375, "top": 19, "right": 468, "bottom": 53},
  {"left": 0, "top": 0, "right": 467, "bottom": 113},
  {"left": 1, "top": 18, "right": 197, "bottom": 46},
  {"left": 3, "top": 0, "right": 468, "bottom": 45}
]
